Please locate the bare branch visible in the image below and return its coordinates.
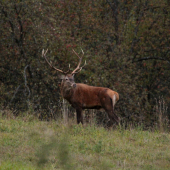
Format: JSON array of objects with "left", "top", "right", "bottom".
[
  {"left": 24, "top": 65, "right": 31, "bottom": 108},
  {"left": 133, "top": 57, "right": 170, "bottom": 64},
  {"left": 8, "top": 85, "right": 21, "bottom": 107}
]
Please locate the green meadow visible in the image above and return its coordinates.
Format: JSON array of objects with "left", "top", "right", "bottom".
[{"left": 0, "top": 113, "right": 170, "bottom": 170}]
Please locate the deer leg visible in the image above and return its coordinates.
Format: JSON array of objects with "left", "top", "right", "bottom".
[
  {"left": 107, "top": 111, "right": 119, "bottom": 125},
  {"left": 109, "top": 110, "right": 120, "bottom": 124},
  {"left": 104, "top": 110, "right": 119, "bottom": 129},
  {"left": 76, "top": 108, "right": 83, "bottom": 124},
  {"left": 104, "top": 105, "right": 120, "bottom": 127},
  {"left": 103, "top": 97, "right": 120, "bottom": 126}
]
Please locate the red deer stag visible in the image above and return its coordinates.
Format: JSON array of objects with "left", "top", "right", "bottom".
[{"left": 42, "top": 49, "right": 120, "bottom": 126}]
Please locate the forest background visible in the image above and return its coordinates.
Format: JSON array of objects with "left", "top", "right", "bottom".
[{"left": 0, "top": 0, "right": 170, "bottom": 128}]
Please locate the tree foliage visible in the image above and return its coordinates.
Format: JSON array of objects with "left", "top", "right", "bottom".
[{"left": 0, "top": 0, "right": 170, "bottom": 126}]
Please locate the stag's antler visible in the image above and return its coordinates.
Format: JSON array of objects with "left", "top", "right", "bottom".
[
  {"left": 42, "top": 49, "right": 70, "bottom": 74},
  {"left": 71, "top": 48, "right": 86, "bottom": 75}
]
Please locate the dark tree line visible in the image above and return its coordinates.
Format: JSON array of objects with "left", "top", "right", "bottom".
[{"left": 0, "top": 0, "right": 170, "bottom": 127}]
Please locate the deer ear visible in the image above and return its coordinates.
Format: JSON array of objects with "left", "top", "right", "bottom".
[{"left": 72, "top": 73, "right": 75, "bottom": 78}]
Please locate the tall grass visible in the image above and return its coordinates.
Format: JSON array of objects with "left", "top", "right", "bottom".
[
  {"left": 154, "top": 97, "right": 169, "bottom": 132},
  {"left": 0, "top": 111, "right": 170, "bottom": 170}
]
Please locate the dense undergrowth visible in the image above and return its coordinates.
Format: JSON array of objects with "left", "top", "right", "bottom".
[{"left": 0, "top": 112, "right": 170, "bottom": 170}]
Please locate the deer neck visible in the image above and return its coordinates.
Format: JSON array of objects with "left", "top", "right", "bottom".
[{"left": 61, "top": 81, "right": 76, "bottom": 100}]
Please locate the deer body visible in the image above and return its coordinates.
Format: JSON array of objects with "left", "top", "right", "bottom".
[
  {"left": 60, "top": 75, "right": 119, "bottom": 125},
  {"left": 42, "top": 49, "right": 120, "bottom": 126},
  {"left": 63, "top": 83, "right": 119, "bottom": 109}
]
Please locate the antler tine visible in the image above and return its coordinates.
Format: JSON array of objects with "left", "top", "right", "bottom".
[
  {"left": 71, "top": 48, "right": 86, "bottom": 75},
  {"left": 81, "top": 48, "right": 84, "bottom": 55},
  {"left": 42, "top": 49, "right": 48, "bottom": 56},
  {"left": 72, "top": 49, "right": 81, "bottom": 59},
  {"left": 42, "top": 49, "right": 65, "bottom": 74},
  {"left": 72, "top": 60, "right": 86, "bottom": 74}
]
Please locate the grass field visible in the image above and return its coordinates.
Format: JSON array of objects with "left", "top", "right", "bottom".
[{"left": 0, "top": 113, "right": 170, "bottom": 170}]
